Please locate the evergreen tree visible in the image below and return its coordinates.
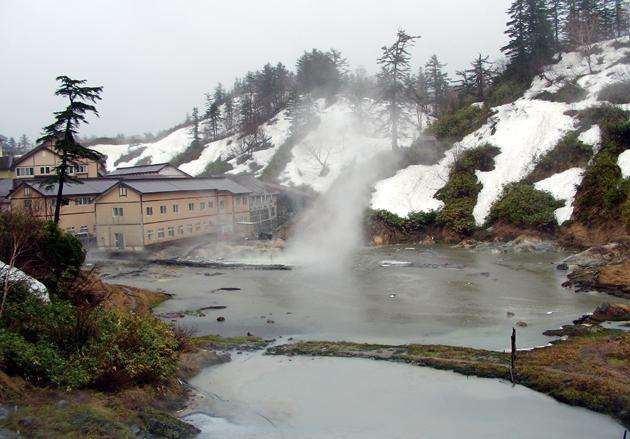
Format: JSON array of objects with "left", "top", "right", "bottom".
[
  {"left": 425, "top": 54, "right": 450, "bottom": 115},
  {"left": 213, "top": 83, "right": 226, "bottom": 106},
  {"left": 548, "top": 0, "right": 566, "bottom": 48},
  {"left": 613, "top": 0, "right": 630, "bottom": 36},
  {"left": 190, "top": 107, "right": 200, "bottom": 146},
  {"left": 38, "top": 76, "right": 104, "bottom": 224},
  {"left": 502, "top": 0, "right": 554, "bottom": 80},
  {"left": 377, "top": 29, "right": 421, "bottom": 149},
  {"left": 296, "top": 48, "right": 344, "bottom": 99},
  {"left": 287, "top": 92, "right": 318, "bottom": 137},
  {"left": 407, "top": 68, "right": 431, "bottom": 129},
  {"left": 208, "top": 102, "right": 222, "bottom": 139},
  {"left": 223, "top": 95, "right": 235, "bottom": 133},
  {"left": 17, "top": 134, "right": 31, "bottom": 154}
]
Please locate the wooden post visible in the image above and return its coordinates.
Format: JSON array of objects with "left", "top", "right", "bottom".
[{"left": 510, "top": 328, "right": 517, "bottom": 385}]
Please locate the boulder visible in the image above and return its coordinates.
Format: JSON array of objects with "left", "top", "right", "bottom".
[{"left": 591, "top": 303, "right": 630, "bottom": 322}]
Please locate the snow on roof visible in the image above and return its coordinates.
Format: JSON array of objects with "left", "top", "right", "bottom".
[
  {"left": 534, "top": 168, "right": 585, "bottom": 224},
  {"left": 0, "top": 260, "right": 49, "bottom": 302}
]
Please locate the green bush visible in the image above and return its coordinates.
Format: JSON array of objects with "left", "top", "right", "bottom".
[
  {"left": 526, "top": 132, "right": 593, "bottom": 183},
  {"left": 367, "top": 209, "right": 438, "bottom": 233},
  {"left": 488, "top": 183, "right": 564, "bottom": 228},
  {"left": 578, "top": 105, "right": 629, "bottom": 133},
  {"left": 453, "top": 143, "right": 501, "bottom": 173},
  {"left": 535, "top": 82, "right": 587, "bottom": 103},
  {"left": 199, "top": 158, "right": 233, "bottom": 177},
  {"left": 429, "top": 105, "right": 489, "bottom": 141},
  {"left": 0, "top": 285, "right": 179, "bottom": 390},
  {"left": 597, "top": 81, "right": 630, "bottom": 105},
  {"left": 40, "top": 221, "right": 85, "bottom": 291},
  {"left": 486, "top": 79, "right": 529, "bottom": 107}
]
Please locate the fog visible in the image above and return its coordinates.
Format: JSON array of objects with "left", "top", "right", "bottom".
[{"left": 1, "top": 0, "right": 510, "bottom": 140}]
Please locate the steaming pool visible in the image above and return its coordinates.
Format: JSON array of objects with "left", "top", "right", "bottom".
[{"left": 99, "top": 245, "right": 629, "bottom": 437}]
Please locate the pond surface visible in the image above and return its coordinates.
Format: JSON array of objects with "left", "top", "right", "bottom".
[
  {"left": 184, "top": 353, "right": 625, "bottom": 439},
  {"left": 98, "top": 244, "right": 628, "bottom": 437}
]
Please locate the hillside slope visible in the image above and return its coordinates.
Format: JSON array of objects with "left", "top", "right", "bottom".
[{"left": 371, "top": 37, "right": 630, "bottom": 226}]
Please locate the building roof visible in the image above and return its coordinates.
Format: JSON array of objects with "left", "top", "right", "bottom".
[
  {"left": 0, "top": 179, "right": 13, "bottom": 201},
  {"left": 22, "top": 179, "right": 120, "bottom": 197},
  {"left": 14, "top": 141, "right": 106, "bottom": 168},
  {"left": 122, "top": 178, "right": 251, "bottom": 195},
  {"left": 0, "top": 156, "right": 13, "bottom": 171},
  {"left": 108, "top": 163, "right": 188, "bottom": 176},
  {"left": 223, "top": 174, "right": 280, "bottom": 195}
]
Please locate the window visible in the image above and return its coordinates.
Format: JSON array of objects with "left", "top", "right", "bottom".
[
  {"left": 235, "top": 197, "right": 240, "bottom": 206},
  {"left": 24, "top": 187, "right": 30, "bottom": 196},
  {"left": 39, "top": 166, "right": 51, "bottom": 175},
  {"left": 16, "top": 167, "right": 34, "bottom": 177},
  {"left": 178, "top": 225, "right": 184, "bottom": 235},
  {"left": 219, "top": 199, "right": 225, "bottom": 209},
  {"left": 200, "top": 202, "right": 206, "bottom": 210},
  {"left": 23, "top": 199, "right": 32, "bottom": 209},
  {"left": 208, "top": 199, "right": 214, "bottom": 208},
  {"left": 160, "top": 205, "right": 167, "bottom": 214},
  {"left": 157, "top": 228, "right": 165, "bottom": 239},
  {"left": 186, "top": 224, "right": 193, "bottom": 234},
  {"left": 119, "top": 187, "right": 128, "bottom": 197},
  {"left": 242, "top": 197, "right": 248, "bottom": 206},
  {"left": 75, "top": 165, "right": 88, "bottom": 174},
  {"left": 113, "top": 207, "right": 124, "bottom": 217},
  {"left": 74, "top": 197, "right": 94, "bottom": 205},
  {"left": 146, "top": 206, "right": 153, "bottom": 215},
  {"left": 195, "top": 222, "right": 201, "bottom": 231},
  {"left": 188, "top": 202, "right": 194, "bottom": 211},
  {"left": 147, "top": 230, "right": 154, "bottom": 240},
  {"left": 79, "top": 225, "right": 88, "bottom": 234},
  {"left": 173, "top": 204, "right": 179, "bottom": 213},
  {"left": 168, "top": 227, "right": 175, "bottom": 237}
]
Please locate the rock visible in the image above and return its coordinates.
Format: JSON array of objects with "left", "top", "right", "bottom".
[
  {"left": 506, "top": 311, "right": 515, "bottom": 317},
  {"left": 217, "top": 316, "right": 225, "bottom": 322},
  {"left": 556, "top": 263, "right": 569, "bottom": 271},
  {"left": 139, "top": 409, "right": 201, "bottom": 439},
  {"left": 266, "top": 319, "right": 275, "bottom": 324},
  {"left": 246, "top": 332, "right": 253, "bottom": 337},
  {"left": 18, "top": 417, "right": 33, "bottom": 427},
  {"left": 456, "top": 239, "right": 477, "bottom": 249},
  {"left": 543, "top": 324, "right": 604, "bottom": 337},
  {"left": 372, "top": 235, "right": 385, "bottom": 246},
  {"left": 591, "top": 303, "right": 630, "bottom": 322},
  {"left": 516, "top": 321, "right": 528, "bottom": 327}
]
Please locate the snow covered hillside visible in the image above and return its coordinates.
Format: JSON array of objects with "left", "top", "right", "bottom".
[{"left": 371, "top": 37, "right": 630, "bottom": 225}]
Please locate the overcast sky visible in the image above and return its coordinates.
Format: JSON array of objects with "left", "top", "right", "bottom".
[{"left": 1, "top": 0, "right": 511, "bottom": 141}]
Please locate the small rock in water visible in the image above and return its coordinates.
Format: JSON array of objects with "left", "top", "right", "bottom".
[
  {"left": 379, "top": 260, "right": 412, "bottom": 267},
  {"left": 217, "top": 316, "right": 226, "bottom": 322},
  {"left": 389, "top": 294, "right": 397, "bottom": 299},
  {"left": 247, "top": 332, "right": 253, "bottom": 337},
  {"left": 516, "top": 321, "right": 528, "bottom": 327},
  {"left": 507, "top": 311, "right": 515, "bottom": 317},
  {"left": 546, "top": 311, "right": 554, "bottom": 315},
  {"left": 266, "top": 319, "right": 275, "bottom": 324},
  {"left": 556, "top": 263, "right": 569, "bottom": 271}
]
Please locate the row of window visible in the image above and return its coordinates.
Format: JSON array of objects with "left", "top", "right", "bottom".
[
  {"left": 16, "top": 165, "right": 88, "bottom": 177},
  {"left": 144, "top": 199, "right": 226, "bottom": 216},
  {"left": 66, "top": 225, "right": 91, "bottom": 235},
  {"left": 146, "top": 220, "right": 216, "bottom": 241}
]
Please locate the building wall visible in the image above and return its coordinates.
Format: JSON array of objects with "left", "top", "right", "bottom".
[
  {"left": 95, "top": 186, "right": 143, "bottom": 249},
  {"left": 9, "top": 186, "right": 97, "bottom": 234},
  {"left": 0, "top": 170, "right": 12, "bottom": 179},
  {"left": 13, "top": 147, "right": 103, "bottom": 179}
]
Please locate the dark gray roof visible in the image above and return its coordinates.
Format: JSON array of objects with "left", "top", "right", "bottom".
[
  {"left": 109, "top": 163, "right": 171, "bottom": 175},
  {"left": 0, "top": 179, "right": 13, "bottom": 200},
  {"left": 122, "top": 178, "right": 251, "bottom": 195},
  {"left": 223, "top": 174, "right": 280, "bottom": 195},
  {"left": 0, "top": 156, "right": 13, "bottom": 171},
  {"left": 25, "top": 179, "right": 119, "bottom": 197}
]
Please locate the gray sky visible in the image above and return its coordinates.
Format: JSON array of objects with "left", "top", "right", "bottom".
[{"left": 1, "top": 0, "right": 511, "bottom": 141}]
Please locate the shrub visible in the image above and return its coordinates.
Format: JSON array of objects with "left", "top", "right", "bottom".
[
  {"left": 199, "top": 158, "right": 233, "bottom": 177},
  {"left": 597, "top": 81, "right": 630, "bottom": 104},
  {"left": 526, "top": 132, "right": 593, "bottom": 183},
  {"left": 0, "top": 285, "right": 179, "bottom": 390},
  {"left": 486, "top": 79, "right": 529, "bottom": 107},
  {"left": 429, "top": 105, "right": 490, "bottom": 141},
  {"left": 574, "top": 152, "right": 627, "bottom": 224},
  {"left": 535, "top": 81, "right": 587, "bottom": 103},
  {"left": 452, "top": 143, "right": 501, "bottom": 173},
  {"left": 40, "top": 221, "right": 85, "bottom": 291},
  {"left": 578, "top": 105, "right": 629, "bottom": 132},
  {"left": 488, "top": 183, "right": 564, "bottom": 229},
  {"left": 367, "top": 209, "right": 438, "bottom": 233}
]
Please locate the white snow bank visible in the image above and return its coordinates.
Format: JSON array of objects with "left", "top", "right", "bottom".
[
  {"left": 281, "top": 99, "right": 417, "bottom": 192},
  {"left": 91, "top": 143, "right": 142, "bottom": 172},
  {"left": 179, "top": 110, "right": 291, "bottom": 177},
  {"left": 578, "top": 125, "right": 601, "bottom": 147},
  {"left": 618, "top": 149, "right": 630, "bottom": 178},
  {"left": 534, "top": 168, "right": 585, "bottom": 224},
  {"left": 0, "top": 261, "right": 49, "bottom": 302}
]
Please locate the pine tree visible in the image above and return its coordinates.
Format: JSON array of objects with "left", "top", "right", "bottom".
[
  {"left": 38, "top": 76, "right": 104, "bottom": 224},
  {"left": 208, "top": 102, "right": 222, "bottom": 139},
  {"left": 213, "top": 84, "right": 226, "bottom": 106},
  {"left": 425, "top": 55, "right": 450, "bottom": 115},
  {"left": 547, "top": 0, "right": 566, "bottom": 48},
  {"left": 377, "top": 29, "right": 421, "bottom": 149},
  {"left": 17, "top": 134, "right": 31, "bottom": 154},
  {"left": 407, "top": 68, "right": 431, "bottom": 129},
  {"left": 287, "top": 92, "right": 318, "bottom": 137},
  {"left": 190, "top": 107, "right": 200, "bottom": 146},
  {"left": 223, "top": 95, "right": 235, "bottom": 133}
]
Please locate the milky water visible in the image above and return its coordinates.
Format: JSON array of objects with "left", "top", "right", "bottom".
[
  {"left": 183, "top": 353, "right": 625, "bottom": 439},
  {"left": 99, "top": 246, "right": 628, "bottom": 437}
]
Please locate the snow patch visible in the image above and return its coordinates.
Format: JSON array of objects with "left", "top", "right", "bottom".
[
  {"left": 578, "top": 125, "right": 601, "bottom": 148},
  {"left": 618, "top": 149, "right": 630, "bottom": 178},
  {"left": 0, "top": 261, "right": 49, "bottom": 302},
  {"left": 534, "top": 168, "right": 585, "bottom": 224}
]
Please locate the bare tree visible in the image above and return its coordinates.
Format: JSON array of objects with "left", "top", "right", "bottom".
[
  {"left": 231, "top": 128, "right": 272, "bottom": 164},
  {"left": 303, "top": 141, "right": 333, "bottom": 177}
]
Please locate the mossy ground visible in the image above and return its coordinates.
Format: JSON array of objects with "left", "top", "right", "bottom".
[
  {"left": 268, "top": 330, "right": 630, "bottom": 428},
  {"left": 192, "top": 334, "right": 271, "bottom": 350}
]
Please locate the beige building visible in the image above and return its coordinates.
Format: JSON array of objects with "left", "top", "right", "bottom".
[
  {"left": 12, "top": 142, "right": 106, "bottom": 180},
  {"left": 9, "top": 177, "right": 253, "bottom": 250}
]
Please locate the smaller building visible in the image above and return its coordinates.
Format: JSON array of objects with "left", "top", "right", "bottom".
[
  {"left": 107, "top": 163, "right": 190, "bottom": 179},
  {"left": 12, "top": 141, "right": 106, "bottom": 180},
  {"left": 223, "top": 174, "right": 280, "bottom": 236}
]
